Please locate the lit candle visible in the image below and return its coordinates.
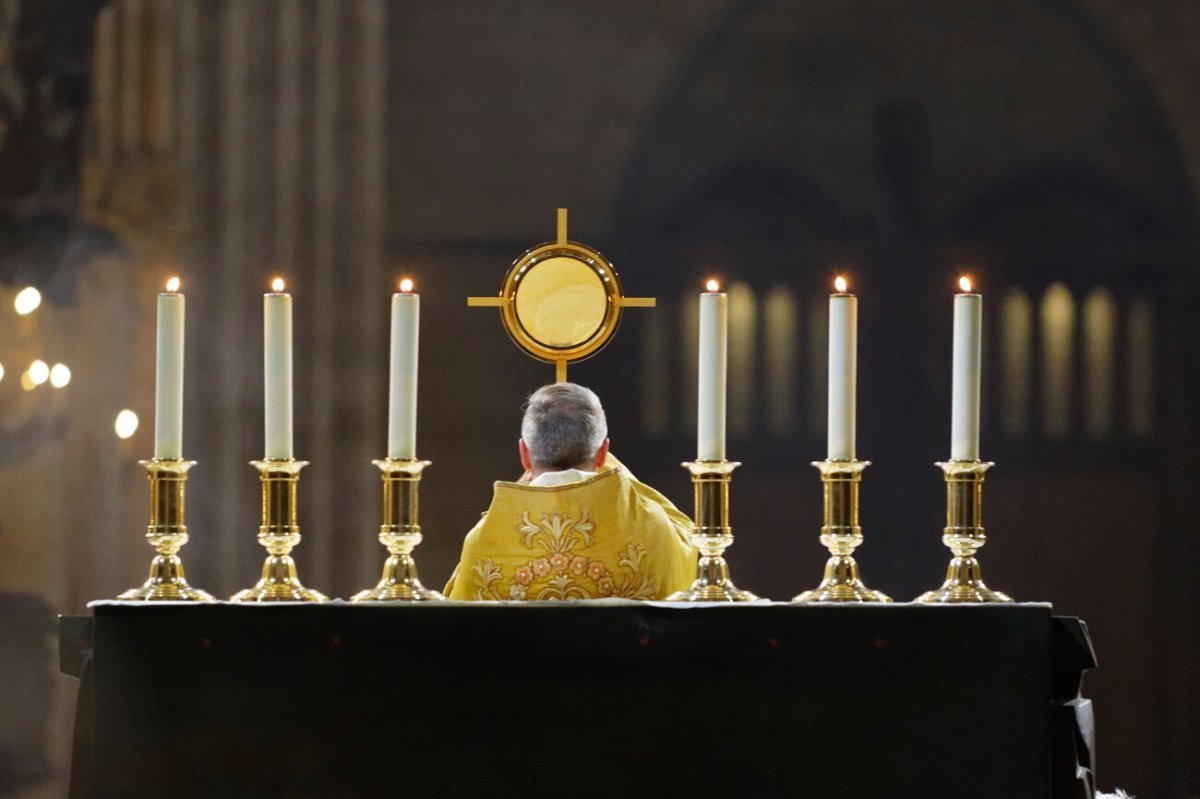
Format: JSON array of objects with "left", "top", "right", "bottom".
[
  {"left": 951, "top": 276, "right": 982, "bottom": 460},
  {"left": 697, "top": 279, "right": 727, "bottom": 461},
  {"left": 264, "top": 277, "right": 293, "bottom": 460},
  {"left": 388, "top": 278, "right": 419, "bottom": 460},
  {"left": 154, "top": 276, "right": 184, "bottom": 459},
  {"left": 828, "top": 276, "right": 856, "bottom": 460}
]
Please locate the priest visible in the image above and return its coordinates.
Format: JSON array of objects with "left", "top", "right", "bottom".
[{"left": 444, "top": 383, "right": 697, "bottom": 600}]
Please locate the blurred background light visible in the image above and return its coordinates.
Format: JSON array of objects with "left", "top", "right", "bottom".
[
  {"left": 14, "top": 287, "right": 42, "bottom": 315},
  {"left": 114, "top": 410, "right": 139, "bottom": 439},
  {"left": 49, "top": 363, "right": 71, "bottom": 388},
  {"left": 28, "top": 360, "right": 49, "bottom": 385}
]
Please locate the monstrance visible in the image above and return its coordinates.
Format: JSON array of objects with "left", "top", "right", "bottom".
[{"left": 468, "top": 208, "right": 654, "bottom": 380}]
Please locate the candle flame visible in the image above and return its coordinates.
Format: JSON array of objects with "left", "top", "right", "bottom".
[
  {"left": 959, "top": 276, "right": 973, "bottom": 293},
  {"left": 399, "top": 278, "right": 414, "bottom": 293},
  {"left": 271, "top": 277, "right": 285, "bottom": 293},
  {"left": 166, "top": 276, "right": 180, "bottom": 293},
  {"left": 834, "top": 275, "right": 848, "bottom": 293},
  {"left": 705, "top": 279, "right": 720, "bottom": 292}
]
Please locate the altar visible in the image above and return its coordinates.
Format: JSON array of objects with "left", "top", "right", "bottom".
[
  {"left": 46, "top": 211, "right": 1102, "bottom": 798},
  {"left": 60, "top": 602, "right": 1096, "bottom": 799}
]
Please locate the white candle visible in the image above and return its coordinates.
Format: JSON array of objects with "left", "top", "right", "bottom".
[
  {"left": 697, "top": 280, "right": 727, "bottom": 461},
  {"left": 264, "top": 278, "right": 293, "bottom": 460},
  {"left": 951, "top": 277, "right": 982, "bottom": 460},
  {"left": 153, "top": 277, "right": 184, "bottom": 459},
  {"left": 827, "top": 276, "right": 856, "bottom": 461},
  {"left": 388, "top": 279, "right": 419, "bottom": 460}
]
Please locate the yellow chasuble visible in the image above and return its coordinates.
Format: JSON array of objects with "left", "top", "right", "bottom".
[{"left": 444, "top": 454, "right": 697, "bottom": 600}]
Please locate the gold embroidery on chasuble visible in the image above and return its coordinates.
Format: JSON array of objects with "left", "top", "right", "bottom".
[
  {"left": 472, "top": 509, "right": 655, "bottom": 600},
  {"left": 445, "top": 456, "right": 696, "bottom": 601}
]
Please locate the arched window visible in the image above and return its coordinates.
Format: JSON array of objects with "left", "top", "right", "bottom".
[
  {"left": 1001, "top": 289, "right": 1032, "bottom": 438},
  {"left": 639, "top": 310, "right": 670, "bottom": 437},
  {"left": 763, "top": 286, "right": 798, "bottom": 436},
  {"left": 679, "top": 289, "right": 699, "bottom": 434},
  {"left": 1082, "top": 288, "right": 1116, "bottom": 439},
  {"left": 727, "top": 282, "right": 757, "bottom": 437},
  {"left": 1040, "top": 283, "right": 1075, "bottom": 439},
  {"left": 1126, "top": 297, "right": 1154, "bottom": 438}
]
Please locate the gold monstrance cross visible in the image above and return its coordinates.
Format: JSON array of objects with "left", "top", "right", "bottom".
[{"left": 468, "top": 208, "right": 655, "bottom": 382}]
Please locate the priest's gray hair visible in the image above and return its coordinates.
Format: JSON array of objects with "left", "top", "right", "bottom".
[{"left": 521, "top": 383, "right": 608, "bottom": 470}]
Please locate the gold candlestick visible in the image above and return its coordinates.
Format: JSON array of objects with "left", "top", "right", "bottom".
[
  {"left": 666, "top": 460, "right": 758, "bottom": 602},
  {"left": 794, "top": 460, "right": 891, "bottom": 602},
  {"left": 231, "top": 459, "right": 327, "bottom": 602},
  {"left": 118, "top": 459, "right": 214, "bottom": 601},
  {"left": 351, "top": 459, "right": 445, "bottom": 602},
  {"left": 916, "top": 460, "right": 1012, "bottom": 603}
]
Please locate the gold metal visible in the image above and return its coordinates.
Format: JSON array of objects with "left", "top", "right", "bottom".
[
  {"left": 498, "top": 241, "right": 621, "bottom": 363},
  {"left": 793, "top": 460, "right": 891, "bottom": 603},
  {"left": 352, "top": 459, "right": 446, "bottom": 602},
  {"left": 230, "top": 459, "right": 328, "bottom": 602},
  {"left": 916, "top": 461, "right": 1013, "bottom": 603},
  {"left": 118, "top": 459, "right": 215, "bottom": 601},
  {"left": 467, "top": 209, "right": 654, "bottom": 377},
  {"left": 666, "top": 460, "right": 759, "bottom": 602}
]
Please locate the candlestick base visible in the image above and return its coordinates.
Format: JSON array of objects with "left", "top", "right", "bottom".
[
  {"left": 231, "top": 459, "right": 328, "bottom": 603},
  {"left": 792, "top": 562, "right": 892, "bottom": 603},
  {"left": 915, "top": 461, "right": 1013, "bottom": 604},
  {"left": 352, "top": 459, "right": 446, "bottom": 602},
  {"left": 666, "top": 460, "right": 759, "bottom": 602},
  {"left": 117, "top": 459, "right": 215, "bottom": 602},
  {"left": 793, "top": 460, "right": 891, "bottom": 603}
]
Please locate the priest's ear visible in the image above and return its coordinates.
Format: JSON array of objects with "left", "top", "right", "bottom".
[
  {"left": 519, "top": 438, "right": 532, "bottom": 471},
  {"left": 594, "top": 438, "right": 610, "bottom": 469}
]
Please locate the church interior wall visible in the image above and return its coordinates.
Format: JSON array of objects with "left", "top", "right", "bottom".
[{"left": 0, "top": 0, "right": 1198, "bottom": 796}]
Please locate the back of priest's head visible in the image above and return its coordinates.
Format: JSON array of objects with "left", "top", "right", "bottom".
[{"left": 521, "top": 383, "right": 608, "bottom": 470}]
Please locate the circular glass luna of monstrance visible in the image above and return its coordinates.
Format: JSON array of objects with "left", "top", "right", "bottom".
[{"left": 498, "top": 241, "right": 625, "bottom": 365}]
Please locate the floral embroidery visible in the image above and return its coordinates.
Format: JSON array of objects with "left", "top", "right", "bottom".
[
  {"left": 471, "top": 558, "right": 504, "bottom": 601},
  {"left": 536, "top": 573, "right": 590, "bottom": 601},
  {"left": 613, "top": 543, "right": 654, "bottom": 598},
  {"left": 516, "top": 510, "right": 595, "bottom": 554},
  {"left": 470, "top": 510, "right": 655, "bottom": 600}
]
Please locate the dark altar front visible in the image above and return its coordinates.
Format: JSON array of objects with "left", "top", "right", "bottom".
[{"left": 59, "top": 602, "right": 1095, "bottom": 799}]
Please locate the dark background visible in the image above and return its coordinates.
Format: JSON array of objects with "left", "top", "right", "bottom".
[{"left": 0, "top": 1, "right": 1196, "bottom": 796}]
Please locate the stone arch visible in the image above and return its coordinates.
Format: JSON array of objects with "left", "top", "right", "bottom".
[
  {"left": 614, "top": 0, "right": 1197, "bottom": 262},
  {"left": 609, "top": 0, "right": 1197, "bottom": 453}
]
